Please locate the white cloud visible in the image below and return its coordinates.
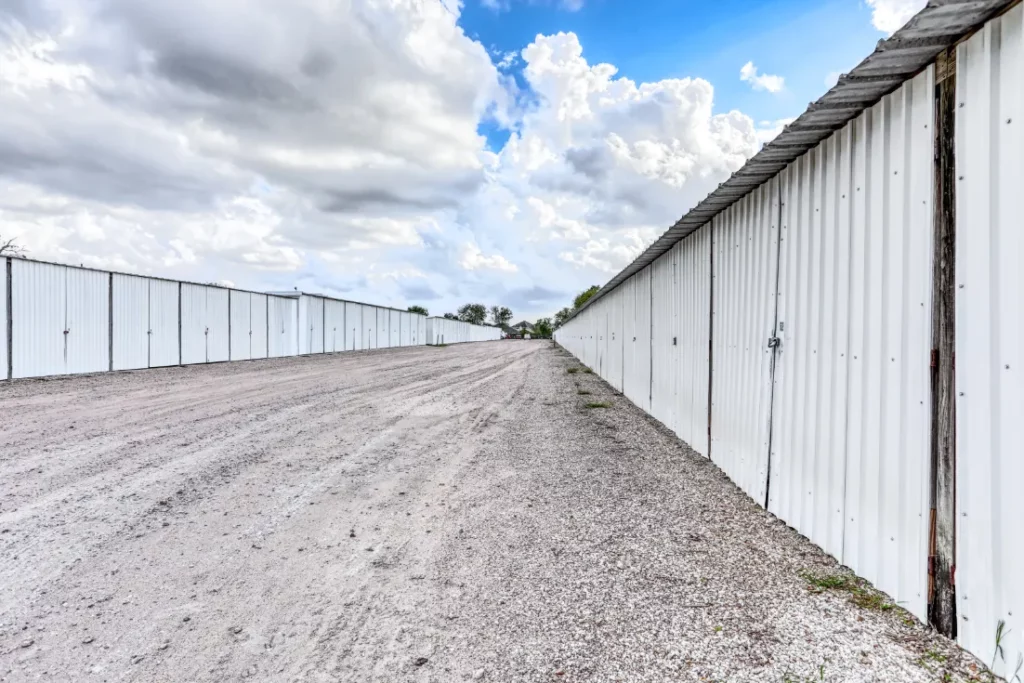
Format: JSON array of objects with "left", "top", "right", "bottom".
[
  {"left": 866, "top": 0, "right": 925, "bottom": 35},
  {"left": 459, "top": 242, "right": 518, "bottom": 272},
  {"left": 497, "top": 51, "right": 518, "bottom": 70},
  {"left": 740, "top": 61, "right": 784, "bottom": 93},
  {"left": 0, "top": 5, "right": 762, "bottom": 318},
  {"left": 756, "top": 118, "right": 796, "bottom": 145}
]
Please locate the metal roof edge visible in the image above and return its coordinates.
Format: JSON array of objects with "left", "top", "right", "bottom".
[{"left": 561, "top": 0, "right": 1016, "bottom": 325}]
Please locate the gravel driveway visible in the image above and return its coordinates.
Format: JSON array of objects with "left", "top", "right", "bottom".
[{"left": 0, "top": 341, "right": 989, "bottom": 682}]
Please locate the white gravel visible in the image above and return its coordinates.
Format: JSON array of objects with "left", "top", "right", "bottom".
[{"left": 0, "top": 341, "right": 990, "bottom": 682}]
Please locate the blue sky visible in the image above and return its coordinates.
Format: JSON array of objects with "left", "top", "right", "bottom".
[{"left": 465, "top": 0, "right": 885, "bottom": 149}]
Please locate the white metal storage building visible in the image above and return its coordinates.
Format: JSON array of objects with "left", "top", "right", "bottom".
[
  {"left": 1, "top": 262, "right": 447, "bottom": 381},
  {"left": 555, "top": 1, "right": 1022, "bottom": 673},
  {"left": 425, "top": 317, "right": 502, "bottom": 345}
]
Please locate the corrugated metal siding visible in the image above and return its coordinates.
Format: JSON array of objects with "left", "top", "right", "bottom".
[
  {"left": 363, "top": 306, "right": 376, "bottom": 349},
  {"left": 325, "top": 299, "right": 345, "bottom": 352},
  {"left": 1, "top": 260, "right": 7, "bottom": 380},
  {"left": 229, "top": 291, "right": 252, "bottom": 361},
  {"left": 12, "top": 260, "right": 66, "bottom": 378},
  {"left": 400, "top": 312, "right": 412, "bottom": 347},
  {"left": 768, "top": 67, "right": 935, "bottom": 622},
  {"left": 113, "top": 274, "right": 149, "bottom": 371},
  {"left": 347, "top": 303, "right": 364, "bottom": 351},
  {"left": 64, "top": 266, "right": 109, "bottom": 375},
  {"left": 308, "top": 296, "right": 325, "bottom": 354},
  {"left": 205, "top": 287, "right": 229, "bottom": 363},
  {"left": 605, "top": 286, "right": 624, "bottom": 391},
  {"left": 418, "top": 316, "right": 426, "bottom": 346},
  {"left": 250, "top": 294, "right": 268, "bottom": 359},
  {"left": 676, "top": 227, "right": 712, "bottom": 457},
  {"left": 149, "top": 280, "right": 179, "bottom": 367},
  {"left": 268, "top": 295, "right": 297, "bottom": 358},
  {"left": 650, "top": 247, "right": 678, "bottom": 431},
  {"left": 711, "top": 179, "right": 779, "bottom": 503},
  {"left": 181, "top": 284, "right": 208, "bottom": 364},
  {"left": 374, "top": 308, "right": 385, "bottom": 348},
  {"left": 633, "top": 269, "right": 653, "bottom": 413},
  {"left": 956, "top": 6, "right": 1024, "bottom": 674},
  {"left": 389, "top": 310, "right": 400, "bottom": 347}
]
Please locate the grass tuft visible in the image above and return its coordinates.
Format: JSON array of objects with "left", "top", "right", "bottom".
[
  {"left": 577, "top": 390, "right": 592, "bottom": 395},
  {"left": 583, "top": 368, "right": 594, "bottom": 374},
  {"left": 800, "top": 571, "right": 896, "bottom": 612},
  {"left": 566, "top": 367, "right": 579, "bottom": 374},
  {"left": 585, "top": 402, "right": 611, "bottom": 409}
]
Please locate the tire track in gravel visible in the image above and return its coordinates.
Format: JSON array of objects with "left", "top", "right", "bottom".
[{"left": 0, "top": 341, "right": 536, "bottom": 682}]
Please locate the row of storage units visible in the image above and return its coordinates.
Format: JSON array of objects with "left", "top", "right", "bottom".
[
  {"left": 425, "top": 317, "right": 502, "bottom": 345},
  {"left": 293, "top": 293, "right": 427, "bottom": 355},
  {"left": 555, "top": 5, "right": 1022, "bottom": 676},
  {"left": 0, "top": 259, "right": 438, "bottom": 380}
]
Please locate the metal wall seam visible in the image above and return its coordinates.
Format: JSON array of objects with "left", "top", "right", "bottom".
[
  {"left": 229, "top": 290, "right": 252, "bottom": 361},
  {"left": 112, "top": 274, "right": 150, "bottom": 371},
  {"left": 710, "top": 178, "right": 779, "bottom": 504},
  {"left": 1, "top": 259, "right": 7, "bottom": 380},
  {"left": 250, "top": 293, "right": 268, "bottom": 359},
  {"left": 956, "top": 5, "right": 1023, "bottom": 674},
  {"left": 375, "top": 308, "right": 386, "bottom": 348},
  {"left": 12, "top": 260, "right": 66, "bottom": 378}
]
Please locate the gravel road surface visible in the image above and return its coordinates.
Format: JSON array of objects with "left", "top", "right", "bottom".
[{"left": 0, "top": 341, "right": 988, "bottom": 682}]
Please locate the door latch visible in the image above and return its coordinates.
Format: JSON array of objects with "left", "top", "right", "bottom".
[{"left": 767, "top": 336, "right": 781, "bottom": 349}]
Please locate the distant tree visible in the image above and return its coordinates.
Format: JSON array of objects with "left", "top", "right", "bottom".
[
  {"left": 553, "top": 307, "right": 573, "bottom": 329},
  {"left": 489, "top": 305, "right": 513, "bottom": 326},
  {"left": 408, "top": 305, "right": 428, "bottom": 316},
  {"left": 573, "top": 285, "right": 600, "bottom": 310},
  {"left": 533, "top": 318, "right": 553, "bottom": 338},
  {"left": 0, "top": 236, "right": 26, "bottom": 257},
  {"left": 443, "top": 312, "right": 459, "bottom": 320},
  {"left": 457, "top": 303, "right": 487, "bottom": 325}
]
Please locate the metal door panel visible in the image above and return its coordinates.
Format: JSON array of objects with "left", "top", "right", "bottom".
[
  {"left": 229, "top": 291, "right": 251, "bottom": 360},
  {"left": 180, "top": 284, "right": 208, "bottom": 364},
  {"left": 65, "top": 267, "right": 109, "bottom": 375},
  {"left": 308, "top": 296, "right": 325, "bottom": 354},
  {"left": 12, "top": 260, "right": 66, "bottom": 378},
  {"left": 206, "top": 288, "right": 229, "bottom": 363},
  {"left": 113, "top": 274, "right": 149, "bottom": 371},
  {"left": 250, "top": 294, "right": 268, "bottom": 359},
  {"left": 149, "top": 280, "right": 179, "bottom": 367}
]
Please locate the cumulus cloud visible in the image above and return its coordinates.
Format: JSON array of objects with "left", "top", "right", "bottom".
[
  {"left": 756, "top": 118, "right": 796, "bottom": 145},
  {"left": 459, "top": 242, "right": 518, "bottom": 272},
  {"left": 740, "top": 61, "right": 784, "bottom": 93},
  {"left": 0, "top": 2, "right": 763, "bottom": 318},
  {"left": 866, "top": 0, "right": 925, "bottom": 35}
]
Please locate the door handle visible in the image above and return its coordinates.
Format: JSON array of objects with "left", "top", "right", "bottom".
[{"left": 767, "top": 336, "right": 780, "bottom": 349}]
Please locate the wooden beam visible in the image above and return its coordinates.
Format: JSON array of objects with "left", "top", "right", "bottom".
[{"left": 929, "top": 47, "right": 957, "bottom": 639}]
